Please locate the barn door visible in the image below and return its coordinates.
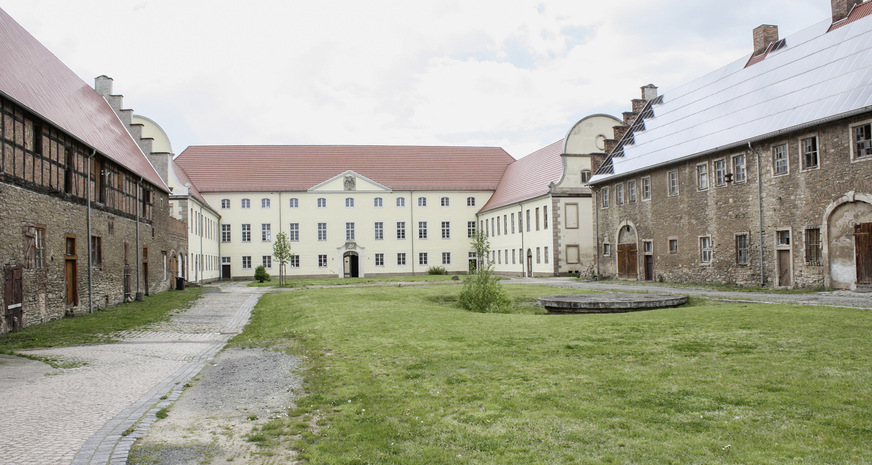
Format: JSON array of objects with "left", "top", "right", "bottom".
[
  {"left": 617, "top": 244, "right": 637, "bottom": 279},
  {"left": 777, "top": 250, "right": 792, "bottom": 287},
  {"left": 4, "top": 266, "right": 23, "bottom": 331},
  {"left": 856, "top": 223, "right": 872, "bottom": 284}
]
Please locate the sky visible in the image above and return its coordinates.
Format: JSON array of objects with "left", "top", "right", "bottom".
[{"left": 2, "top": 0, "right": 831, "bottom": 159}]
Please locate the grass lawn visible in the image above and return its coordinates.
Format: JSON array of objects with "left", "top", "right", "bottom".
[
  {"left": 0, "top": 287, "right": 202, "bottom": 353},
  {"left": 248, "top": 274, "right": 461, "bottom": 288},
  {"left": 231, "top": 284, "right": 872, "bottom": 464}
]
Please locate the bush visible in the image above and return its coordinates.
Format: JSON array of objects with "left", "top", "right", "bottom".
[
  {"left": 254, "top": 265, "right": 271, "bottom": 283},
  {"left": 428, "top": 266, "right": 448, "bottom": 275},
  {"left": 458, "top": 232, "right": 511, "bottom": 313}
]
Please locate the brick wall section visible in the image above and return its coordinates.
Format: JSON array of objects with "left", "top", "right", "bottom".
[{"left": 593, "top": 115, "right": 872, "bottom": 288}]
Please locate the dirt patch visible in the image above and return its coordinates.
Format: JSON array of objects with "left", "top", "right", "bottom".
[{"left": 130, "top": 347, "right": 303, "bottom": 464}]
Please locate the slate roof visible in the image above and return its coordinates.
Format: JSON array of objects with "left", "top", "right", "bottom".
[
  {"left": 479, "top": 140, "right": 564, "bottom": 214},
  {"left": 174, "top": 145, "right": 515, "bottom": 193},
  {"left": 590, "top": 8, "right": 872, "bottom": 184},
  {"left": 0, "top": 8, "right": 167, "bottom": 191}
]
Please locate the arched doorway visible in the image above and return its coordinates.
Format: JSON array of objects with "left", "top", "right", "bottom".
[
  {"left": 343, "top": 252, "right": 359, "bottom": 278},
  {"left": 617, "top": 224, "right": 638, "bottom": 280},
  {"left": 823, "top": 193, "right": 872, "bottom": 289}
]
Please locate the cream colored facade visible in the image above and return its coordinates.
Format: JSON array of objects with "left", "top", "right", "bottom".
[
  {"left": 208, "top": 171, "right": 491, "bottom": 278},
  {"left": 479, "top": 114, "right": 618, "bottom": 276},
  {"left": 134, "top": 115, "right": 221, "bottom": 283}
]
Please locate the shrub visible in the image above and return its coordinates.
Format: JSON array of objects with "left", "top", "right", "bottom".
[
  {"left": 458, "top": 232, "right": 511, "bottom": 313},
  {"left": 254, "top": 265, "right": 271, "bottom": 283},
  {"left": 428, "top": 266, "right": 448, "bottom": 275}
]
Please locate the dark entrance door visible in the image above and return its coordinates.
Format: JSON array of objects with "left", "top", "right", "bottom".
[
  {"left": 123, "top": 265, "right": 132, "bottom": 300},
  {"left": 644, "top": 255, "right": 654, "bottom": 281},
  {"left": 222, "top": 264, "right": 231, "bottom": 280},
  {"left": 617, "top": 244, "right": 637, "bottom": 279},
  {"left": 777, "top": 250, "right": 792, "bottom": 287},
  {"left": 526, "top": 249, "right": 533, "bottom": 277},
  {"left": 4, "top": 266, "right": 23, "bottom": 332},
  {"left": 856, "top": 223, "right": 872, "bottom": 285},
  {"left": 344, "top": 253, "right": 359, "bottom": 278}
]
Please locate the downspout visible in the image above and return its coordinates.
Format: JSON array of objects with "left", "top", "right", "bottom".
[
  {"left": 278, "top": 192, "right": 282, "bottom": 285},
  {"left": 86, "top": 149, "right": 96, "bottom": 313},
  {"left": 136, "top": 176, "right": 143, "bottom": 300},
  {"left": 410, "top": 191, "right": 415, "bottom": 275},
  {"left": 594, "top": 187, "right": 601, "bottom": 280},
  {"left": 749, "top": 142, "right": 766, "bottom": 287},
  {"left": 199, "top": 204, "right": 204, "bottom": 285}
]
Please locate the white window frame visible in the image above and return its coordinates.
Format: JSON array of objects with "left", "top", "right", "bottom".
[
  {"left": 851, "top": 120, "right": 872, "bottom": 161},
  {"left": 374, "top": 222, "right": 384, "bottom": 240},
  {"left": 441, "top": 196, "right": 450, "bottom": 207},
  {"left": 289, "top": 197, "right": 299, "bottom": 208},
  {"left": 615, "top": 183, "right": 624, "bottom": 206},
  {"left": 800, "top": 135, "right": 819, "bottom": 171},
  {"left": 418, "top": 197, "right": 427, "bottom": 207},
  {"left": 345, "top": 197, "right": 355, "bottom": 208},
  {"left": 289, "top": 223, "right": 299, "bottom": 241},
  {"left": 317, "top": 197, "right": 327, "bottom": 208},
  {"left": 772, "top": 142, "right": 789, "bottom": 176},
  {"left": 696, "top": 163, "right": 709, "bottom": 190},
  {"left": 641, "top": 176, "right": 651, "bottom": 201},
  {"left": 467, "top": 196, "right": 476, "bottom": 206},
  {"left": 735, "top": 232, "right": 750, "bottom": 266},
  {"left": 261, "top": 198, "right": 270, "bottom": 208},
  {"left": 601, "top": 187, "right": 610, "bottom": 208},
  {"left": 732, "top": 154, "right": 747, "bottom": 183},
  {"left": 373, "top": 197, "right": 383, "bottom": 207},
  {"left": 396, "top": 197, "right": 405, "bottom": 207},
  {"left": 667, "top": 171, "right": 679, "bottom": 196},
  {"left": 699, "top": 236, "right": 712, "bottom": 264},
  {"left": 714, "top": 159, "right": 727, "bottom": 187},
  {"left": 628, "top": 180, "right": 637, "bottom": 203}
]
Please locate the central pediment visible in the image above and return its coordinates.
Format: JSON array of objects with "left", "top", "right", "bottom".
[{"left": 308, "top": 170, "right": 392, "bottom": 193}]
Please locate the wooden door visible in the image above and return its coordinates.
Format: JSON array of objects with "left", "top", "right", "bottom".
[
  {"left": 644, "top": 255, "right": 654, "bottom": 281},
  {"left": 123, "top": 265, "right": 132, "bottom": 300},
  {"left": 4, "top": 266, "right": 23, "bottom": 331},
  {"left": 618, "top": 244, "right": 637, "bottom": 279},
  {"left": 777, "top": 250, "right": 792, "bottom": 287},
  {"left": 856, "top": 223, "right": 872, "bottom": 284},
  {"left": 526, "top": 249, "right": 533, "bottom": 277},
  {"left": 65, "top": 259, "right": 78, "bottom": 306}
]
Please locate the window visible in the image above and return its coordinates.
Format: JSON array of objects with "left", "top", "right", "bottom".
[
  {"left": 801, "top": 136, "right": 819, "bottom": 170},
  {"left": 318, "top": 254, "right": 328, "bottom": 268},
  {"left": 504, "top": 215, "right": 508, "bottom": 234},
  {"left": 468, "top": 221, "right": 476, "bottom": 238},
  {"left": 397, "top": 222, "right": 406, "bottom": 239},
  {"left": 261, "top": 224, "right": 271, "bottom": 242},
  {"left": 700, "top": 236, "right": 712, "bottom": 264},
  {"left": 221, "top": 199, "right": 230, "bottom": 209},
  {"left": 772, "top": 143, "right": 789, "bottom": 175},
  {"left": 467, "top": 197, "right": 476, "bottom": 206},
  {"left": 263, "top": 255, "right": 272, "bottom": 268},
  {"left": 346, "top": 222, "right": 355, "bottom": 241},
  {"left": 714, "top": 159, "right": 727, "bottom": 186},
  {"left": 732, "top": 154, "right": 747, "bottom": 183},
  {"left": 543, "top": 209, "right": 548, "bottom": 229},
  {"left": 397, "top": 253, "right": 406, "bottom": 266},
  {"left": 805, "top": 228, "right": 822, "bottom": 265},
  {"left": 441, "top": 221, "right": 450, "bottom": 239},
  {"left": 290, "top": 256, "right": 299, "bottom": 268},
  {"left": 345, "top": 197, "right": 354, "bottom": 208},
  {"left": 419, "top": 252, "right": 428, "bottom": 265},
  {"left": 669, "top": 238, "right": 678, "bottom": 254},
  {"left": 603, "top": 243, "right": 611, "bottom": 256},
  {"left": 490, "top": 218, "right": 494, "bottom": 236},
  {"left": 777, "top": 230, "right": 791, "bottom": 246},
  {"left": 418, "top": 221, "right": 428, "bottom": 239},
  {"left": 496, "top": 217, "right": 501, "bottom": 236},
  {"left": 628, "top": 180, "right": 637, "bottom": 203},
  {"left": 441, "top": 197, "right": 449, "bottom": 207},
  {"left": 615, "top": 184, "right": 624, "bottom": 205},
  {"left": 736, "top": 233, "right": 749, "bottom": 265},
  {"left": 666, "top": 171, "right": 679, "bottom": 196},
  {"left": 697, "top": 163, "right": 709, "bottom": 190},
  {"left": 536, "top": 247, "right": 541, "bottom": 264},
  {"left": 289, "top": 223, "right": 299, "bottom": 241},
  {"left": 511, "top": 213, "right": 516, "bottom": 233},
  {"left": 601, "top": 188, "right": 610, "bottom": 208},
  {"left": 374, "top": 222, "right": 384, "bottom": 240},
  {"left": 544, "top": 246, "right": 549, "bottom": 264},
  {"left": 505, "top": 250, "right": 509, "bottom": 264},
  {"left": 641, "top": 177, "right": 651, "bottom": 200},
  {"left": 241, "top": 224, "right": 251, "bottom": 242},
  {"left": 91, "top": 236, "right": 102, "bottom": 268},
  {"left": 581, "top": 170, "right": 591, "bottom": 183},
  {"left": 289, "top": 198, "right": 299, "bottom": 208},
  {"left": 261, "top": 198, "right": 270, "bottom": 208},
  {"left": 442, "top": 252, "right": 451, "bottom": 265},
  {"left": 418, "top": 197, "right": 427, "bottom": 207},
  {"left": 317, "top": 198, "right": 327, "bottom": 208},
  {"left": 318, "top": 223, "right": 327, "bottom": 241},
  {"left": 374, "top": 197, "right": 383, "bottom": 207},
  {"left": 221, "top": 224, "right": 231, "bottom": 242},
  {"left": 241, "top": 198, "right": 250, "bottom": 209},
  {"left": 535, "top": 208, "right": 541, "bottom": 230},
  {"left": 242, "top": 256, "right": 252, "bottom": 269},
  {"left": 512, "top": 249, "right": 517, "bottom": 264},
  {"left": 853, "top": 122, "right": 872, "bottom": 159},
  {"left": 397, "top": 197, "right": 405, "bottom": 207},
  {"left": 526, "top": 210, "right": 531, "bottom": 231},
  {"left": 375, "top": 253, "right": 384, "bottom": 266}
]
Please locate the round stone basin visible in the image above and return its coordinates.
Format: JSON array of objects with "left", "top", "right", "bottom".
[{"left": 538, "top": 293, "right": 688, "bottom": 314}]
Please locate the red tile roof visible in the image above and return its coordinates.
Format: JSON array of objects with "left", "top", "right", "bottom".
[
  {"left": 479, "top": 140, "right": 564, "bottom": 213},
  {"left": 0, "top": 8, "right": 167, "bottom": 192},
  {"left": 829, "top": 1, "right": 872, "bottom": 31},
  {"left": 172, "top": 160, "right": 215, "bottom": 210},
  {"left": 174, "top": 145, "right": 515, "bottom": 193}
]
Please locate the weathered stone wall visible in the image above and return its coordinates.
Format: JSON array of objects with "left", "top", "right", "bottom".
[{"left": 593, "top": 115, "right": 872, "bottom": 289}]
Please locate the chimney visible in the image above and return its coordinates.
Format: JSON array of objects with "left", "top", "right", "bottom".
[
  {"left": 832, "top": 0, "right": 863, "bottom": 23},
  {"left": 752, "top": 25, "right": 779, "bottom": 56},
  {"left": 641, "top": 84, "right": 658, "bottom": 101},
  {"left": 94, "top": 75, "right": 113, "bottom": 98}
]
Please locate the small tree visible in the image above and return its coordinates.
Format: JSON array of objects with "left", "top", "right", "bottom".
[
  {"left": 273, "top": 232, "right": 293, "bottom": 286},
  {"left": 254, "top": 265, "right": 270, "bottom": 283},
  {"left": 459, "top": 231, "right": 511, "bottom": 313}
]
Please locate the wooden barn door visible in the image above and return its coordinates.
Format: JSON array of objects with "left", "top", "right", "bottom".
[
  {"left": 4, "top": 266, "right": 23, "bottom": 331},
  {"left": 617, "top": 244, "right": 637, "bottom": 279},
  {"left": 856, "top": 223, "right": 872, "bottom": 285},
  {"left": 777, "top": 250, "right": 792, "bottom": 287}
]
